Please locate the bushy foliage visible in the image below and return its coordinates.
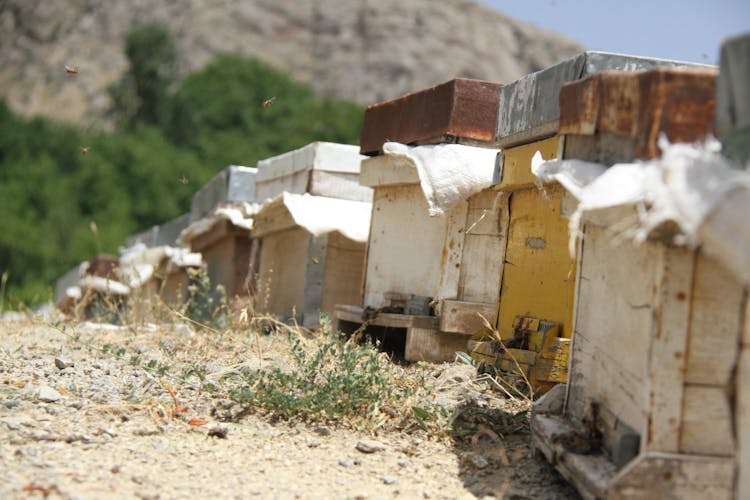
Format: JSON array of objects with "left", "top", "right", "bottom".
[
  {"left": 110, "top": 23, "right": 177, "bottom": 128},
  {"left": 0, "top": 25, "right": 364, "bottom": 306},
  {"left": 229, "top": 322, "right": 404, "bottom": 422}
]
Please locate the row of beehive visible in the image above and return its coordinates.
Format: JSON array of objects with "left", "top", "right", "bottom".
[
  {"left": 57, "top": 142, "right": 374, "bottom": 327},
  {"left": 55, "top": 35, "right": 749, "bottom": 499}
]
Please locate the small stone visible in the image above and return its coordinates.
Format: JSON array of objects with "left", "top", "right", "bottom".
[
  {"left": 356, "top": 439, "right": 385, "bottom": 454},
  {"left": 54, "top": 358, "right": 72, "bottom": 370},
  {"left": 314, "top": 426, "right": 331, "bottom": 436},
  {"left": 397, "top": 458, "right": 412, "bottom": 468},
  {"left": 2, "top": 400, "right": 21, "bottom": 409},
  {"left": 470, "top": 486, "right": 485, "bottom": 496},
  {"left": 31, "top": 461, "right": 56, "bottom": 469},
  {"left": 207, "top": 426, "right": 228, "bottom": 439},
  {"left": 464, "top": 475, "right": 478, "bottom": 486},
  {"left": 133, "top": 428, "right": 162, "bottom": 437},
  {"left": 338, "top": 458, "right": 355, "bottom": 467},
  {"left": 383, "top": 476, "right": 397, "bottom": 485},
  {"left": 44, "top": 406, "right": 65, "bottom": 415},
  {"left": 464, "top": 452, "right": 489, "bottom": 469},
  {"left": 38, "top": 386, "right": 62, "bottom": 403}
]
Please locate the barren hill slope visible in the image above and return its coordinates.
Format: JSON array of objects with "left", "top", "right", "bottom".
[{"left": 0, "top": 0, "right": 583, "bottom": 128}]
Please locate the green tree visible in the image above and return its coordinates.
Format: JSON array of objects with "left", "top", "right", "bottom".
[
  {"left": 167, "top": 54, "right": 363, "bottom": 165},
  {"left": 110, "top": 23, "right": 177, "bottom": 128},
  {"left": 0, "top": 28, "right": 366, "bottom": 307}
]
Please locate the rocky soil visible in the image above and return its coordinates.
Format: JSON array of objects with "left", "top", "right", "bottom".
[{"left": 0, "top": 319, "right": 578, "bottom": 499}]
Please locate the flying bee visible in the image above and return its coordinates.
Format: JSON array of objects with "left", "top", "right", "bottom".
[
  {"left": 80, "top": 146, "right": 90, "bottom": 155},
  {"left": 65, "top": 65, "right": 79, "bottom": 74},
  {"left": 180, "top": 175, "right": 189, "bottom": 185},
  {"left": 262, "top": 96, "right": 276, "bottom": 108}
]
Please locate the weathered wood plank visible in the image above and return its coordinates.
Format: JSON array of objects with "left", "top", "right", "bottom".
[
  {"left": 495, "top": 184, "right": 577, "bottom": 340},
  {"left": 359, "top": 155, "right": 420, "bottom": 187},
  {"left": 320, "top": 232, "right": 366, "bottom": 321},
  {"left": 439, "top": 300, "right": 496, "bottom": 335},
  {"left": 647, "top": 247, "right": 694, "bottom": 453},
  {"left": 458, "top": 234, "right": 505, "bottom": 303},
  {"left": 190, "top": 165, "right": 256, "bottom": 220},
  {"left": 458, "top": 189, "right": 508, "bottom": 304},
  {"left": 333, "top": 305, "right": 440, "bottom": 330},
  {"left": 609, "top": 452, "right": 734, "bottom": 500},
  {"left": 364, "top": 185, "right": 457, "bottom": 309},
  {"left": 566, "top": 226, "right": 659, "bottom": 435},
  {"left": 189, "top": 219, "right": 248, "bottom": 253},
  {"left": 435, "top": 199, "right": 468, "bottom": 302},
  {"left": 532, "top": 413, "right": 616, "bottom": 500},
  {"left": 250, "top": 200, "right": 298, "bottom": 238},
  {"left": 495, "top": 51, "right": 702, "bottom": 147},
  {"left": 680, "top": 385, "right": 734, "bottom": 457},
  {"left": 310, "top": 170, "right": 371, "bottom": 201},
  {"left": 301, "top": 234, "right": 328, "bottom": 327},
  {"left": 744, "top": 291, "right": 750, "bottom": 347},
  {"left": 255, "top": 169, "right": 310, "bottom": 203},
  {"left": 737, "top": 347, "right": 750, "bottom": 500},
  {"left": 404, "top": 327, "right": 469, "bottom": 362},
  {"left": 255, "top": 227, "right": 309, "bottom": 320},
  {"left": 716, "top": 33, "right": 750, "bottom": 165},
  {"left": 684, "top": 253, "right": 744, "bottom": 386}
]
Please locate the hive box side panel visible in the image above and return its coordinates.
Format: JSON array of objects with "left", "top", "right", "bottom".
[
  {"left": 364, "top": 185, "right": 448, "bottom": 308},
  {"left": 255, "top": 170, "right": 310, "bottom": 203},
  {"left": 679, "top": 385, "right": 735, "bottom": 457},
  {"left": 459, "top": 190, "right": 508, "bottom": 304},
  {"left": 646, "top": 246, "right": 694, "bottom": 453},
  {"left": 309, "top": 171, "right": 372, "bottom": 202},
  {"left": 435, "top": 199, "right": 469, "bottom": 302},
  {"left": 321, "top": 232, "right": 367, "bottom": 319},
  {"left": 160, "top": 271, "right": 189, "bottom": 307},
  {"left": 567, "top": 225, "right": 659, "bottom": 433},
  {"left": 495, "top": 185, "right": 577, "bottom": 339},
  {"left": 684, "top": 253, "right": 744, "bottom": 386},
  {"left": 201, "top": 236, "right": 247, "bottom": 299},
  {"left": 256, "top": 228, "right": 309, "bottom": 320},
  {"left": 609, "top": 452, "right": 734, "bottom": 500},
  {"left": 738, "top": 344, "right": 750, "bottom": 500}
]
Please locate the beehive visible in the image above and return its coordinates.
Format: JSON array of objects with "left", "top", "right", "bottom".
[
  {"left": 334, "top": 79, "right": 503, "bottom": 362},
  {"left": 252, "top": 194, "right": 370, "bottom": 327},
  {"left": 528, "top": 59, "right": 746, "bottom": 499},
  {"left": 251, "top": 142, "right": 372, "bottom": 326},
  {"left": 472, "top": 55, "right": 714, "bottom": 393},
  {"left": 190, "top": 165, "right": 257, "bottom": 221},
  {"left": 255, "top": 141, "right": 371, "bottom": 203}
]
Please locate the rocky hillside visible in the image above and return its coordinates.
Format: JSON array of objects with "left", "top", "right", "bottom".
[{"left": 0, "top": 0, "right": 582, "bottom": 128}]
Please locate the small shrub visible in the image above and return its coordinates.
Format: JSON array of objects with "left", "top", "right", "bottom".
[
  {"left": 184, "top": 267, "right": 227, "bottom": 327},
  {"left": 229, "top": 319, "right": 403, "bottom": 422}
]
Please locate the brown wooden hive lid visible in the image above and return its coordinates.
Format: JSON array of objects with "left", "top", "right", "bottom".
[
  {"left": 559, "top": 66, "right": 719, "bottom": 159},
  {"left": 359, "top": 78, "right": 502, "bottom": 156}
]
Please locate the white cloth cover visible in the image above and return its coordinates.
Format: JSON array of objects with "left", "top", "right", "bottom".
[
  {"left": 177, "top": 202, "right": 257, "bottom": 247},
  {"left": 382, "top": 142, "right": 498, "bottom": 216},
  {"left": 259, "top": 192, "right": 371, "bottom": 243},
  {"left": 532, "top": 136, "right": 750, "bottom": 285}
]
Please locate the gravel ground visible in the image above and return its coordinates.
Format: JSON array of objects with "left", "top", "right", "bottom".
[{"left": 0, "top": 319, "right": 578, "bottom": 499}]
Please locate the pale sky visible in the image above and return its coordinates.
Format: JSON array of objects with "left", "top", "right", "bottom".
[{"left": 479, "top": 0, "right": 749, "bottom": 65}]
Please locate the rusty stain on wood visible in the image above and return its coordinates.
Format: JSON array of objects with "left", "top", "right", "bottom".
[
  {"left": 559, "top": 67, "right": 718, "bottom": 159},
  {"left": 360, "top": 78, "right": 502, "bottom": 155}
]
